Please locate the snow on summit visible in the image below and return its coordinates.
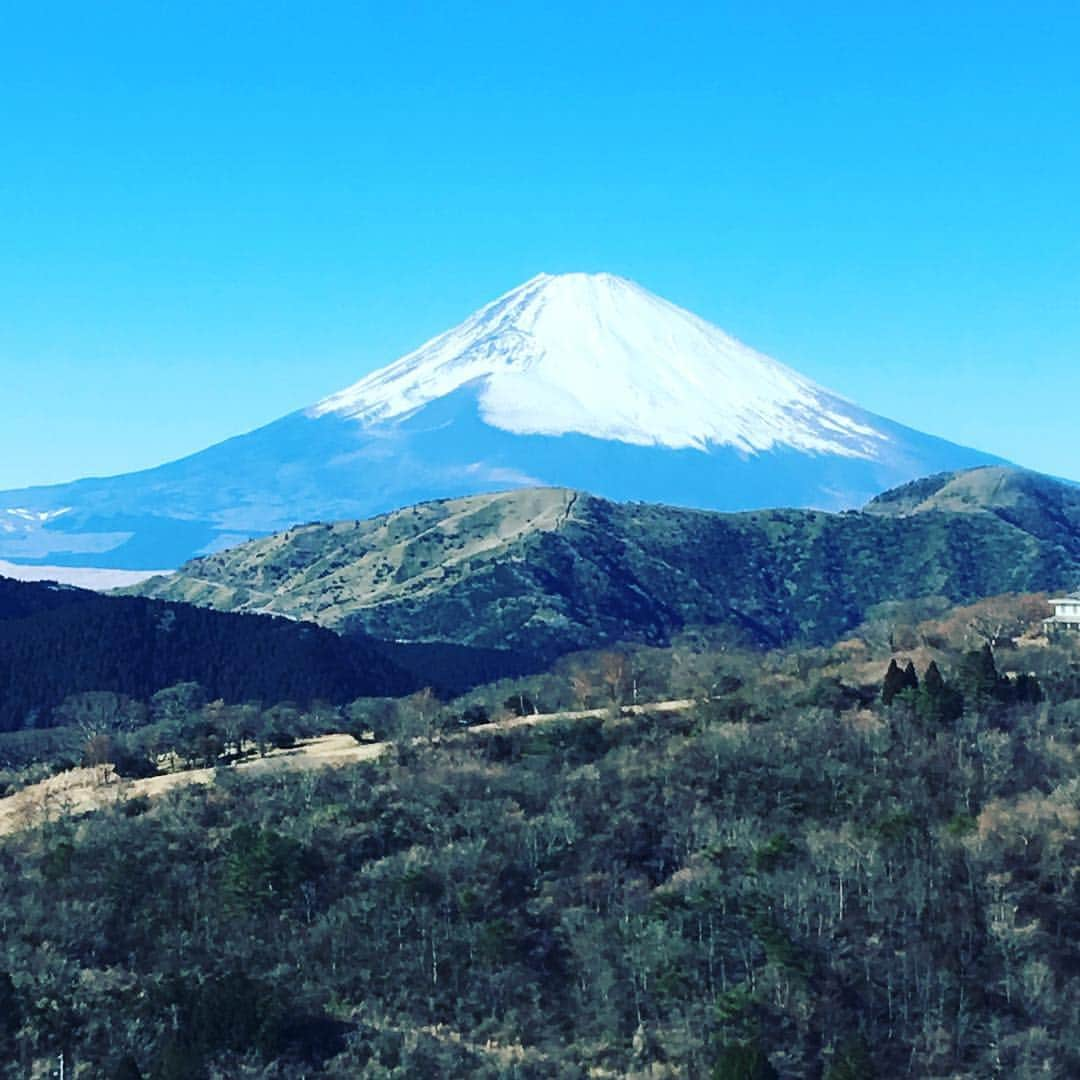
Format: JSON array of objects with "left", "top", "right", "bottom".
[
  {"left": 312, "top": 272, "right": 886, "bottom": 458},
  {"left": 0, "top": 270, "right": 1005, "bottom": 570}
]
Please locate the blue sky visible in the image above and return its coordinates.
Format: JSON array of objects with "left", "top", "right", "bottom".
[{"left": 2, "top": 2, "right": 1078, "bottom": 489}]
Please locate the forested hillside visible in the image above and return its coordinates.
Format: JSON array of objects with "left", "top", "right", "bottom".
[
  {"left": 0, "top": 577, "right": 419, "bottom": 733},
  {"left": 132, "top": 469, "right": 1080, "bottom": 657},
  {"left": 0, "top": 575, "right": 557, "bottom": 738},
  {"left": 0, "top": 575, "right": 90, "bottom": 621},
  {"left": 2, "top": 595, "right": 1079, "bottom": 1076}
]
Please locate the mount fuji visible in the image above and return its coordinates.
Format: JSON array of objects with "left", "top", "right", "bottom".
[{"left": 1, "top": 272, "right": 1005, "bottom": 570}]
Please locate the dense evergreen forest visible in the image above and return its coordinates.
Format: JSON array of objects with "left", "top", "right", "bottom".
[
  {"left": 0, "top": 577, "right": 540, "bottom": 736},
  {"left": 2, "top": 593, "right": 1079, "bottom": 1076},
  {"left": 0, "top": 576, "right": 94, "bottom": 621},
  {"left": 0, "top": 577, "right": 413, "bottom": 732}
]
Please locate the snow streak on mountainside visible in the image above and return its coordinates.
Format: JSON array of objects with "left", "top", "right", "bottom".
[
  {"left": 0, "top": 272, "right": 1008, "bottom": 569},
  {"left": 313, "top": 273, "right": 885, "bottom": 458}
]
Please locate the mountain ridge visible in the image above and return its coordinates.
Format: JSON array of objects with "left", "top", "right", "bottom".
[
  {"left": 130, "top": 467, "right": 1076, "bottom": 656},
  {"left": 1, "top": 272, "right": 1006, "bottom": 569}
]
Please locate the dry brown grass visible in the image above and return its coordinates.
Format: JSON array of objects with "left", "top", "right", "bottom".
[{"left": 0, "top": 700, "right": 696, "bottom": 837}]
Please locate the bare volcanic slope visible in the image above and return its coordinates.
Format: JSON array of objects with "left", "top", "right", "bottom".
[
  {"left": 1, "top": 272, "right": 1003, "bottom": 570},
  {"left": 131, "top": 468, "right": 1080, "bottom": 656}
]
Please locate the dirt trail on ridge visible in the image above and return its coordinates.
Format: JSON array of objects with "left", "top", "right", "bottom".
[{"left": 0, "top": 699, "right": 694, "bottom": 837}]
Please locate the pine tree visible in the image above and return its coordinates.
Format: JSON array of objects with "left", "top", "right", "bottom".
[
  {"left": 882, "top": 660, "right": 906, "bottom": 706},
  {"left": 919, "top": 660, "right": 963, "bottom": 726},
  {"left": 959, "top": 644, "right": 1000, "bottom": 711},
  {"left": 919, "top": 661, "right": 943, "bottom": 727},
  {"left": 902, "top": 660, "right": 919, "bottom": 693},
  {"left": 1013, "top": 672, "right": 1044, "bottom": 705},
  {"left": 923, "top": 660, "right": 945, "bottom": 697}
]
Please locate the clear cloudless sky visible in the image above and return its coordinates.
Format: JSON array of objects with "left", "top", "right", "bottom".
[{"left": 2, "top": 1, "right": 1079, "bottom": 489}]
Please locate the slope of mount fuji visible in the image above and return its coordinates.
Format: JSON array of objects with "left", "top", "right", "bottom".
[
  {"left": 0, "top": 273, "right": 1006, "bottom": 569},
  {"left": 313, "top": 272, "right": 888, "bottom": 456}
]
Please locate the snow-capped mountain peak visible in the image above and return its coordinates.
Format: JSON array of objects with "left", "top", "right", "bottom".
[
  {"left": 0, "top": 271, "right": 1006, "bottom": 570},
  {"left": 311, "top": 272, "right": 886, "bottom": 459}
]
